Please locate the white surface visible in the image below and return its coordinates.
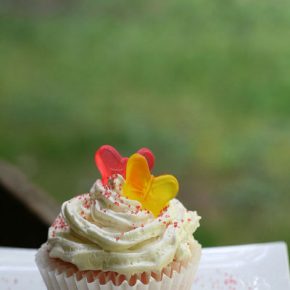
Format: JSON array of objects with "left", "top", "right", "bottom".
[
  {"left": 0, "top": 242, "right": 289, "bottom": 290},
  {"left": 192, "top": 242, "right": 290, "bottom": 289}
]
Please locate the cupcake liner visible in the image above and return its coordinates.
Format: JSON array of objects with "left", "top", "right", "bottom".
[{"left": 36, "top": 243, "right": 201, "bottom": 290}]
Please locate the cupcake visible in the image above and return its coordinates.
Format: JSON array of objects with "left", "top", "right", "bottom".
[{"left": 36, "top": 145, "right": 201, "bottom": 290}]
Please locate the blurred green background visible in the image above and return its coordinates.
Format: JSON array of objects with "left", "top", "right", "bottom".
[{"left": 1, "top": 0, "right": 290, "bottom": 247}]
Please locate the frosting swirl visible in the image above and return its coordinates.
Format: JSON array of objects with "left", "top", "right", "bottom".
[{"left": 47, "top": 175, "right": 201, "bottom": 275}]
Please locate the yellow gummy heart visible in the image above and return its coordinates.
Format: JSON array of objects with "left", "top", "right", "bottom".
[{"left": 123, "top": 153, "right": 179, "bottom": 217}]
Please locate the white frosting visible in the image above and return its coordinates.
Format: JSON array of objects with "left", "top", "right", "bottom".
[{"left": 47, "top": 175, "right": 201, "bottom": 275}]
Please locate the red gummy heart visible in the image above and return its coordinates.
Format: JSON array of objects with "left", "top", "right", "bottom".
[
  {"left": 137, "top": 147, "right": 155, "bottom": 170},
  {"left": 95, "top": 145, "right": 155, "bottom": 184}
]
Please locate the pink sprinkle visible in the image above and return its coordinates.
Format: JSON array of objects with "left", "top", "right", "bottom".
[{"left": 224, "top": 277, "right": 237, "bottom": 285}]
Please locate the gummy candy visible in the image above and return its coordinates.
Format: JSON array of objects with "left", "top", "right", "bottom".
[
  {"left": 95, "top": 145, "right": 155, "bottom": 184},
  {"left": 123, "top": 153, "right": 179, "bottom": 217}
]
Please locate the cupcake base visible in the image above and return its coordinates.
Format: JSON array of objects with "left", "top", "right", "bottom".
[{"left": 35, "top": 242, "right": 201, "bottom": 290}]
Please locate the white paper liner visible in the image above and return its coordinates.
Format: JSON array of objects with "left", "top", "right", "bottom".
[{"left": 36, "top": 243, "right": 201, "bottom": 290}]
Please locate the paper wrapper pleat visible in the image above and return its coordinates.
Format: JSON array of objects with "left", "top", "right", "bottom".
[{"left": 36, "top": 243, "right": 201, "bottom": 290}]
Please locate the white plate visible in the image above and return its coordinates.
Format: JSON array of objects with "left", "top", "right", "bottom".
[
  {"left": 0, "top": 242, "right": 289, "bottom": 290},
  {"left": 193, "top": 242, "right": 290, "bottom": 290}
]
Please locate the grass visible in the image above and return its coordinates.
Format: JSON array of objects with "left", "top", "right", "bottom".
[{"left": 0, "top": 0, "right": 290, "bottom": 247}]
